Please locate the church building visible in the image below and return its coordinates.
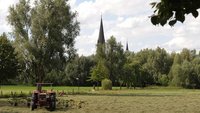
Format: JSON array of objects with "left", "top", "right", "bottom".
[{"left": 97, "top": 16, "right": 129, "bottom": 51}]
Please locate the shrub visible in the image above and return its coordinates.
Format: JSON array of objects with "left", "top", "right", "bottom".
[
  {"left": 158, "top": 74, "right": 169, "bottom": 86},
  {"left": 101, "top": 79, "right": 112, "bottom": 90}
]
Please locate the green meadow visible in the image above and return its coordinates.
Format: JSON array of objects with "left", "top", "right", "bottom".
[
  {"left": 1, "top": 85, "right": 199, "bottom": 96},
  {"left": 1, "top": 86, "right": 200, "bottom": 113}
]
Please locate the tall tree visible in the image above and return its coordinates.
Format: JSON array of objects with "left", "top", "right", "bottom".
[
  {"left": 169, "top": 64, "right": 182, "bottom": 87},
  {"left": 152, "top": 47, "right": 172, "bottom": 83},
  {"left": 0, "top": 33, "right": 20, "bottom": 84},
  {"left": 89, "top": 59, "right": 109, "bottom": 89},
  {"left": 168, "top": 53, "right": 183, "bottom": 86},
  {"left": 134, "top": 49, "right": 155, "bottom": 85},
  {"left": 191, "top": 58, "right": 200, "bottom": 88},
  {"left": 105, "top": 36, "right": 126, "bottom": 83},
  {"left": 8, "top": 0, "right": 80, "bottom": 83},
  {"left": 151, "top": 0, "right": 200, "bottom": 26},
  {"left": 123, "top": 60, "right": 142, "bottom": 89}
]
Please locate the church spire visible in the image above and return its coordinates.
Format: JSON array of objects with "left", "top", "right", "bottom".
[
  {"left": 97, "top": 16, "right": 105, "bottom": 44},
  {"left": 126, "top": 41, "right": 129, "bottom": 51}
]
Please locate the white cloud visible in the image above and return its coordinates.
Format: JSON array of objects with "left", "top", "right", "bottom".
[
  {"left": 73, "top": 0, "right": 175, "bottom": 55},
  {"left": 117, "top": 17, "right": 143, "bottom": 28},
  {"left": 164, "top": 15, "right": 200, "bottom": 51},
  {"left": 75, "top": 28, "right": 99, "bottom": 56},
  {"left": 69, "top": 0, "right": 76, "bottom": 8},
  {"left": 0, "top": 0, "right": 19, "bottom": 34},
  {"left": 73, "top": 0, "right": 200, "bottom": 55},
  {"left": 1, "top": 0, "right": 200, "bottom": 56}
]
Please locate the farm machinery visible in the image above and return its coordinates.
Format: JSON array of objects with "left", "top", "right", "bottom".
[{"left": 30, "top": 83, "right": 56, "bottom": 111}]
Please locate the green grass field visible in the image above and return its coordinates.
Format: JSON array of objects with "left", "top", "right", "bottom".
[
  {"left": 0, "top": 85, "right": 199, "bottom": 95},
  {"left": 1, "top": 86, "right": 200, "bottom": 113},
  {"left": 0, "top": 85, "right": 92, "bottom": 94}
]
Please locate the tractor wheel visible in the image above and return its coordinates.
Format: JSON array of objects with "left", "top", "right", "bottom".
[
  {"left": 30, "top": 101, "right": 35, "bottom": 111},
  {"left": 50, "top": 101, "right": 56, "bottom": 111},
  {"left": 30, "top": 94, "right": 37, "bottom": 111},
  {"left": 50, "top": 95, "right": 56, "bottom": 111}
]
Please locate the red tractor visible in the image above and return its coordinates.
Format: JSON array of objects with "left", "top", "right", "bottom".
[{"left": 30, "top": 83, "right": 56, "bottom": 111}]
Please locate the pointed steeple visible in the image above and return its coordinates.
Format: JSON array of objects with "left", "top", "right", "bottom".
[
  {"left": 126, "top": 41, "right": 129, "bottom": 51},
  {"left": 97, "top": 16, "right": 105, "bottom": 44}
]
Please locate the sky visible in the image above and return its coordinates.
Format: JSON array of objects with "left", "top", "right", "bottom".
[{"left": 1, "top": 0, "right": 200, "bottom": 56}]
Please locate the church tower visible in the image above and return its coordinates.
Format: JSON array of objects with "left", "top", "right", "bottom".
[
  {"left": 96, "top": 16, "right": 106, "bottom": 60},
  {"left": 126, "top": 41, "right": 129, "bottom": 51},
  {"left": 97, "top": 16, "right": 105, "bottom": 44}
]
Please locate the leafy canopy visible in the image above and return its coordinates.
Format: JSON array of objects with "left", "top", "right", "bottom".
[
  {"left": 7, "top": 0, "right": 80, "bottom": 82},
  {"left": 151, "top": 0, "right": 200, "bottom": 26},
  {"left": 0, "top": 33, "right": 20, "bottom": 84}
]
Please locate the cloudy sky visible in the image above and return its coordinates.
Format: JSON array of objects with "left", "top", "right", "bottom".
[{"left": 1, "top": 0, "right": 200, "bottom": 56}]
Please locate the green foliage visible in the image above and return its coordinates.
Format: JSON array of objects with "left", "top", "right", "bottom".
[
  {"left": 169, "top": 64, "right": 182, "bottom": 87},
  {"left": 153, "top": 47, "right": 172, "bottom": 75},
  {"left": 131, "top": 47, "right": 172, "bottom": 86},
  {"left": 180, "top": 48, "right": 193, "bottom": 61},
  {"left": 158, "top": 74, "right": 169, "bottom": 86},
  {"left": 89, "top": 60, "right": 108, "bottom": 83},
  {"left": 96, "top": 44, "right": 106, "bottom": 61},
  {"left": 94, "top": 36, "right": 126, "bottom": 84},
  {"left": 122, "top": 61, "right": 139, "bottom": 88},
  {"left": 105, "top": 36, "right": 126, "bottom": 82},
  {"left": 168, "top": 49, "right": 200, "bottom": 88},
  {"left": 7, "top": 0, "right": 80, "bottom": 83},
  {"left": 45, "top": 69, "right": 65, "bottom": 85},
  {"left": 169, "top": 60, "right": 196, "bottom": 88},
  {"left": 0, "top": 33, "right": 20, "bottom": 84},
  {"left": 173, "top": 54, "right": 182, "bottom": 65},
  {"left": 101, "top": 79, "right": 112, "bottom": 90},
  {"left": 65, "top": 55, "right": 95, "bottom": 86},
  {"left": 151, "top": 0, "right": 200, "bottom": 26}
]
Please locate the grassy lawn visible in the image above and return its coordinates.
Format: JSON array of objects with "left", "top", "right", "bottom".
[
  {"left": 0, "top": 86, "right": 200, "bottom": 95},
  {"left": 0, "top": 85, "right": 93, "bottom": 94},
  {"left": 0, "top": 86, "right": 200, "bottom": 113}
]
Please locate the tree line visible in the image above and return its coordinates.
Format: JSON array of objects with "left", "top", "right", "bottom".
[
  {"left": 1, "top": 30, "right": 200, "bottom": 89},
  {"left": 1, "top": 0, "right": 200, "bottom": 89}
]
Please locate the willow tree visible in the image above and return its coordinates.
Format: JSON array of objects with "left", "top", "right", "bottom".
[{"left": 8, "top": 0, "right": 80, "bottom": 83}]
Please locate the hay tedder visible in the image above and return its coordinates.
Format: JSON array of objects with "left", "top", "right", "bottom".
[{"left": 30, "top": 83, "right": 56, "bottom": 111}]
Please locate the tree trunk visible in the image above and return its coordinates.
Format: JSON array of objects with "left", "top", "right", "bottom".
[
  {"left": 126, "top": 83, "right": 129, "bottom": 89},
  {"left": 133, "top": 83, "right": 136, "bottom": 89},
  {"left": 93, "top": 84, "right": 96, "bottom": 90},
  {"left": 97, "top": 81, "right": 99, "bottom": 90}
]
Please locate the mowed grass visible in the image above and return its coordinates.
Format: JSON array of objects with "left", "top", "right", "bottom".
[{"left": 1, "top": 86, "right": 200, "bottom": 113}]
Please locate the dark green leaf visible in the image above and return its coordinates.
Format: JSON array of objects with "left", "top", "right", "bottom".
[
  {"left": 160, "top": 19, "right": 167, "bottom": 26},
  {"left": 156, "top": 3, "right": 161, "bottom": 9},
  {"left": 192, "top": 10, "right": 199, "bottom": 18},
  {"left": 179, "top": 15, "right": 185, "bottom": 23},
  {"left": 150, "top": 0, "right": 200, "bottom": 26},
  {"left": 151, "top": 15, "right": 158, "bottom": 25},
  {"left": 169, "top": 20, "right": 177, "bottom": 26},
  {"left": 150, "top": 2, "right": 157, "bottom": 8},
  {"left": 175, "top": 11, "right": 185, "bottom": 23}
]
